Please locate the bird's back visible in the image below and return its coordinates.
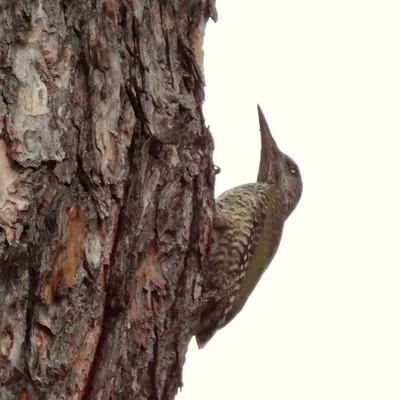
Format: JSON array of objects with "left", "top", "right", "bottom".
[
  {"left": 196, "top": 105, "right": 302, "bottom": 348},
  {"left": 196, "top": 183, "right": 285, "bottom": 347}
]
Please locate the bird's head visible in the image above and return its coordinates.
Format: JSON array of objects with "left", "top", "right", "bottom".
[{"left": 256, "top": 104, "right": 303, "bottom": 218}]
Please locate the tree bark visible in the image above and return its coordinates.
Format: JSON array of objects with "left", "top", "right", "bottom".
[{"left": 0, "top": 0, "right": 217, "bottom": 398}]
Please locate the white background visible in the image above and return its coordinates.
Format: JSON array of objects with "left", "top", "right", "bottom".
[{"left": 178, "top": 1, "right": 400, "bottom": 399}]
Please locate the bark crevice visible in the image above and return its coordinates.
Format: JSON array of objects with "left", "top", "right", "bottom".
[{"left": 0, "top": 0, "right": 217, "bottom": 398}]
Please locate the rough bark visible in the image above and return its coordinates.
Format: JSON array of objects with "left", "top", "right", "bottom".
[{"left": 0, "top": 0, "right": 217, "bottom": 398}]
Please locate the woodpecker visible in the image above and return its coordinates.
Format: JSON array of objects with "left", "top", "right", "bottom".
[{"left": 196, "top": 105, "right": 303, "bottom": 348}]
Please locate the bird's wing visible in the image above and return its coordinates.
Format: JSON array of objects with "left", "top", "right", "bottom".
[{"left": 197, "top": 184, "right": 282, "bottom": 347}]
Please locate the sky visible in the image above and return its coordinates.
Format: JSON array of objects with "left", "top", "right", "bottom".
[{"left": 178, "top": 1, "right": 400, "bottom": 399}]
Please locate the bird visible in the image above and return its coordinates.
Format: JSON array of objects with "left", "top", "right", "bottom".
[{"left": 196, "top": 104, "right": 303, "bottom": 348}]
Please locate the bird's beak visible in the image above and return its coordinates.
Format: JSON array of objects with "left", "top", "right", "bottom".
[{"left": 257, "top": 104, "right": 279, "bottom": 183}]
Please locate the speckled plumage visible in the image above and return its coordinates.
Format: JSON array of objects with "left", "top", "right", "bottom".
[{"left": 196, "top": 105, "right": 302, "bottom": 348}]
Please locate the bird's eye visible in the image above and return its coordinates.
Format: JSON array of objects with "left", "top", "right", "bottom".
[{"left": 289, "top": 164, "right": 298, "bottom": 175}]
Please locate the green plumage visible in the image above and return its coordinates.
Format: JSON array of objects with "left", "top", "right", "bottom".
[
  {"left": 196, "top": 184, "right": 284, "bottom": 347},
  {"left": 196, "top": 105, "right": 302, "bottom": 348}
]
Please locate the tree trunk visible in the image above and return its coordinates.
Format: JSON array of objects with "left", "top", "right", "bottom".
[{"left": 0, "top": 0, "right": 217, "bottom": 398}]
